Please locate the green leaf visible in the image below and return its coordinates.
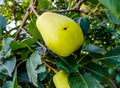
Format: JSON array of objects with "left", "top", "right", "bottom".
[
  {"left": 38, "top": 82, "right": 45, "bottom": 88},
  {"left": 13, "top": 68, "right": 18, "bottom": 88},
  {"left": 68, "top": 73, "right": 88, "bottom": 88},
  {"left": 37, "top": 0, "right": 49, "bottom": 9},
  {"left": 26, "top": 59, "right": 38, "bottom": 87},
  {"left": 0, "top": 64, "right": 9, "bottom": 80},
  {"left": 106, "top": 11, "right": 120, "bottom": 24},
  {"left": 98, "top": 0, "right": 120, "bottom": 19},
  {"left": 0, "top": 14, "right": 7, "bottom": 38},
  {"left": 28, "top": 21, "right": 42, "bottom": 40},
  {"left": 0, "top": 51, "right": 4, "bottom": 59},
  {"left": 116, "top": 75, "right": 120, "bottom": 83},
  {"left": 104, "top": 46, "right": 120, "bottom": 65},
  {"left": 29, "top": 52, "right": 42, "bottom": 68},
  {"left": 83, "top": 45, "right": 106, "bottom": 54},
  {"left": 21, "top": 38, "right": 37, "bottom": 46},
  {"left": 68, "top": 72, "right": 104, "bottom": 88},
  {"left": 4, "top": 49, "right": 12, "bottom": 59},
  {"left": 74, "top": 17, "right": 90, "bottom": 36},
  {"left": 18, "top": 72, "right": 29, "bottom": 83},
  {"left": 0, "top": 56, "right": 16, "bottom": 80},
  {"left": 86, "top": 63, "right": 109, "bottom": 82},
  {"left": 88, "top": 0, "right": 99, "bottom": 4},
  {"left": 10, "top": 41, "right": 27, "bottom": 50},
  {"left": 0, "top": 14, "right": 6, "bottom": 29},
  {"left": 38, "top": 71, "right": 47, "bottom": 81},
  {"left": 26, "top": 52, "right": 43, "bottom": 87},
  {"left": 37, "top": 64, "right": 46, "bottom": 73},
  {"left": 21, "top": 48, "right": 32, "bottom": 60},
  {"left": 56, "top": 56, "right": 78, "bottom": 73},
  {"left": 2, "top": 81, "right": 13, "bottom": 88},
  {"left": 35, "top": 46, "right": 44, "bottom": 55},
  {"left": 37, "top": 64, "right": 47, "bottom": 81},
  {"left": 2, "top": 37, "right": 14, "bottom": 53},
  {"left": 4, "top": 56, "right": 16, "bottom": 77}
]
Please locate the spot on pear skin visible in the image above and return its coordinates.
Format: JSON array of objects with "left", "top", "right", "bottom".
[{"left": 63, "top": 26, "right": 69, "bottom": 30}]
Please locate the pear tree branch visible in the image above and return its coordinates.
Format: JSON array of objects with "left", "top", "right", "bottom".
[
  {"left": 15, "top": 8, "right": 30, "bottom": 40},
  {"left": 15, "top": 0, "right": 38, "bottom": 40},
  {"left": 37, "top": 0, "right": 87, "bottom": 14}
]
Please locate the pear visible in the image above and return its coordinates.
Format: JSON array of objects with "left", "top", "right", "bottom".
[
  {"left": 53, "top": 70, "right": 70, "bottom": 88},
  {"left": 36, "top": 12, "right": 84, "bottom": 57}
]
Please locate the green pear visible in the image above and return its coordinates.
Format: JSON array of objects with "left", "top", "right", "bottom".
[
  {"left": 53, "top": 70, "right": 70, "bottom": 88},
  {"left": 36, "top": 12, "right": 84, "bottom": 57}
]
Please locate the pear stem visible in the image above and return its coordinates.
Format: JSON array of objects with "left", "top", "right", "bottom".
[{"left": 44, "top": 61, "right": 58, "bottom": 73}]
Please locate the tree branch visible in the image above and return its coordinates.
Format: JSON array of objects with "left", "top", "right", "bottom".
[
  {"left": 75, "top": 0, "right": 87, "bottom": 10},
  {"left": 15, "top": 0, "right": 38, "bottom": 40},
  {"left": 15, "top": 8, "right": 30, "bottom": 40},
  {"left": 109, "top": 79, "right": 117, "bottom": 88},
  {"left": 37, "top": 0, "right": 87, "bottom": 14},
  {"left": 37, "top": 8, "right": 87, "bottom": 14}
]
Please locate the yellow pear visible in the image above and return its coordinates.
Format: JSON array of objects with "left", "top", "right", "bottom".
[
  {"left": 53, "top": 70, "right": 70, "bottom": 88},
  {"left": 36, "top": 12, "right": 84, "bottom": 57}
]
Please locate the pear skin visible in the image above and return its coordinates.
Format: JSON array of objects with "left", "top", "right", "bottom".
[
  {"left": 36, "top": 12, "right": 84, "bottom": 56},
  {"left": 53, "top": 70, "right": 70, "bottom": 88}
]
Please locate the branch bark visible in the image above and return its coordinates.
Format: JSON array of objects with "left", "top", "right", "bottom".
[
  {"left": 15, "top": 8, "right": 30, "bottom": 40},
  {"left": 37, "top": 8, "right": 87, "bottom": 14},
  {"left": 15, "top": 0, "right": 38, "bottom": 40},
  {"left": 37, "top": 0, "right": 87, "bottom": 14}
]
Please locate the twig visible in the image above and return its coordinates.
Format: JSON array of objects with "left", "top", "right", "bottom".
[
  {"left": 37, "top": 0, "right": 87, "bottom": 14},
  {"left": 109, "top": 79, "right": 117, "bottom": 88},
  {"left": 37, "top": 8, "right": 87, "bottom": 14},
  {"left": 30, "top": 4, "right": 39, "bottom": 18},
  {"left": 75, "top": 0, "right": 87, "bottom": 10},
  {"left": 15, "top": 7, "right": 31, "bottom": 40},
  {"left": 43, "top": 60, "right": 58, "bottom": 73},
  {"left": 15, "top": 0, "right": 38, "bottom": 40},
  {"left": 37, "top": 41, "right": 46, "bottom": 54}
]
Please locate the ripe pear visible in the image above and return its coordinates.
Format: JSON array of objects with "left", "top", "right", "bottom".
[
  {"left": 53, "top": 70, "right": 70, "bottom": 88},
  {"left": 36, "top": 12, "right": 84, "bottom": 56}
]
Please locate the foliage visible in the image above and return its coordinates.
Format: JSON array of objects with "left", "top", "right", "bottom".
[{"left": 0, "top": 0, "right": 120, "bottom": 88}]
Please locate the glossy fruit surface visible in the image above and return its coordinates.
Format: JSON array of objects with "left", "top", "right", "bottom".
[
  {"left": 36, "top": 12, "right": 84, "bottom": 56},
  {"left": 53, "top": 70, "right": 70, "bottom": 88}
]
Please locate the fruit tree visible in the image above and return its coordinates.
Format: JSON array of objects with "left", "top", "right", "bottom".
[{"left": 0, "top": 0, "right": 120, "bottom": 88}]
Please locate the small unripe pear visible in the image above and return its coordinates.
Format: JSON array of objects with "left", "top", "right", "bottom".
[
  {"left": 36, "top": 12, "right": 84, "bottom": 57},
  {"left": 53, "top": 70, "right": 70, "bottom": 88}
]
